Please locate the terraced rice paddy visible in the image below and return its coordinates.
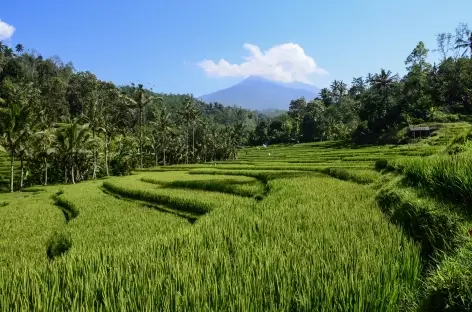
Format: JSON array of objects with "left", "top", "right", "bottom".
[{"left": 0, "top": 122, "right": 471, "bottom": 311}]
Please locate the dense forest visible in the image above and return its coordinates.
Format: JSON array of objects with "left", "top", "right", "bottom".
[
  {"left": 0, "top": 42, "right": 259, "bottom": 191},
  {"left": 251, "top": 23, "right": 472, "bottom": 145}
]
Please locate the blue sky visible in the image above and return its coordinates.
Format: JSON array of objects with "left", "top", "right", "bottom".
[{"left": 1, "top": 0, "right": 471, "bottom": 96}]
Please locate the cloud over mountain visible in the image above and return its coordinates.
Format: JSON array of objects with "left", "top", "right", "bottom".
[{"left": 198, "top": 43, "right": 327, "bottom": 84}]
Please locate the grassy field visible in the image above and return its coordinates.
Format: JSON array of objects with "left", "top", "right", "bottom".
[{"left": 0, "top": 122, "right": 471, "bottom": 311}]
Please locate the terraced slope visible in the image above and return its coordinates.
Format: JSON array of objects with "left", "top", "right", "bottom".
[
  {"left": 0, "top": 170, "right": 421, "bottom": 311},
  {"left": 0, "top": 122, "right": 471, "bottom": 311}
]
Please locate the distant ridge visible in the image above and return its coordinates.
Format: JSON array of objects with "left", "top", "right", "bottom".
[{"left": 199, "top": 76, "right": 320, "bottom": 110}]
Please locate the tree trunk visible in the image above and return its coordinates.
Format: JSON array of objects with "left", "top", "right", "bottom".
[
  {"left": 64, "top": 164, "right": 68, "bottom": 184},
  {"left": 92, "top": 129, "right": 97, "bottom": 179},
  {"left": 20, "top": 156, "right": 24, "bottom": 190},
  {"left": 186, "top": 123, "right": 189, "bottom": 164},
  {"left": 71, "top": 166, "right": 75, "bottom": 184},
  {"left": 44, "top": 158, "right": 48, "bottom": 186},
  {"left": 192, "top": 123, "right": 195, "bottom": 163},
  {"left": 155, "top": 147, "right": 158, "bottom": 167},
  {"left": 162, "top": 147, "right": 166, "bottom": 166},
  {"left": 10, "top": 153, "right": 14, "bottom": 193},
  {"left": 104, "top": 133, "right": 109, "bottom": 176},
  {"left": 139, "top": 108, "right": 143, "bottom": 169}
]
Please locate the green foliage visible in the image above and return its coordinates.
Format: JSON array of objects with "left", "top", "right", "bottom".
[
  {"left": 0, "top": 44, "right": 256, "bottom": 190},
  {"left": 248, "top": 23, "right": 472, "bottom": 146},
  {"left": 375, "top": 159, "right": 389, "bottom": 171}
]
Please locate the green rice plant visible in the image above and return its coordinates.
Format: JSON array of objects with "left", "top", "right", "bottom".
[
  {"left": 46, "top": 230, "right": 72, "bottom": 261},
  {"left": 421, "top": 242, "right": 472, "bottom": 311},
  {"left": 376, "top": 186, "right": 464, "bottom": 259},
  {"left": 0, "top": 192, "right": 64, "bottom": 267},
  {"left": 54, "top": 194, "right": 80, "bottom": 222},
  {"left": 103, "top": 180, "right": 210, "bottom": 215},
  {"left": 0, "top": 174, "right": 422, "bottom": 311},
  {"left": 3, "top": 131, "right": 469, "bottom": 310},
  {"left": 141, "top": 177, "right": 265, "bottom": 199},
  {"left": 320, "top": 167, "right": 381, "bottom": 184},
  {"left": 21, "top": 187, "right": 46, "bottom": 193},
  {"left": 394, "top": 155, "right": 472, "bottom": 210}
]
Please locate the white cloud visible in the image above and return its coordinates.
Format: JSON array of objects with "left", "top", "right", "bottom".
[
  {"left": 0, "top": 19, "right": 15, "bottom": 40},
  {"left": 198, "top": 43, "right": 327, "bottom": 84}
]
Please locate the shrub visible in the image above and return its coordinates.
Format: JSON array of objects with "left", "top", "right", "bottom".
[{"left": 375, "top": 159, "right": 389, "bottom": 171}]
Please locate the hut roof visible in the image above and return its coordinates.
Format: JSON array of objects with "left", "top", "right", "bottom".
[{"left": 409, "top": 126, "right": 430, "bottom": 131}]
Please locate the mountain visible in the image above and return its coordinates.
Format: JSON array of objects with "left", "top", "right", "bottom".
[{"left": 199, "top": 76, "right": 320, "bottom": 111}]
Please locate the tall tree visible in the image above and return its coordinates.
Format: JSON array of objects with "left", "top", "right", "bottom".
[
  {"left": 319, "top": 88, "right": 334, "bottom": 106},
  {"left": 129, "top": 83, "right": 163, "bottom": 168},
  {"left": 330, "top": 80, "right": 348, "bottom": 103},
  {"left": 371, "top": 69, "right": 399, "bottom": 104},
  {"left": 0, "top": 100, "right": 32, "bottom": 192},
  {"left": 56, "top": 122, "right": 92, "bottom": 184},
  {"left": 32, "top": 128, "right": 55, "bottom": 185},
  {"left": 181, "top": 97, "right": 199, "bottom": 164},
  {"left": 157, "top": 107, "right": 172, "bottom": 166},
  {"left": 288, "top": 97, "right": 307, "bottom": 139},
  {"left": 455, "top": 23, "right": 472, "bottom": 58}
]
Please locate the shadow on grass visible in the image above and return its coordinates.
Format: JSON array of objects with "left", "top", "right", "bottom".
[{"left": 100, "top": 187, "right": 199, "bottom": 224}]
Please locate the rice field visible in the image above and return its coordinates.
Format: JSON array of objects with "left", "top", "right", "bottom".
[{"left": 0, "top": 122, "right": 471, "bottom": 311}]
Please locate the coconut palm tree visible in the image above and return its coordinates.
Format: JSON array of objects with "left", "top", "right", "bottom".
[
  {"left": 372, "top": 69, "right": 398, "bottom": 94},
  {"left": 181, "top": 97, "right": 199, "bottom": 164},
  {"left": 319, "top": 88, "right": 333, "bottom": 106},
  {"left": 15, "top": 44, "right": 24, "bottom": 55},
  {"left": 455, "top": 23, "right": 472, "bottom": 58},
  {"left": 330, "top": 80, "right": 348, "bottom": 103},
  {"left": 32, "top": 128, "right": 55, "bottom": 185},
  {"left": 0, "top": 101, "right": 32, "bottom": 192},
  {"left": 129, "top": 84, "right": 163, "bottom": 168},
  {"left": 56, "top": 121, "right": 92, "bottom": 184},
  {"left": 157, "top": 108, "right": 172, "bottom": 166}
]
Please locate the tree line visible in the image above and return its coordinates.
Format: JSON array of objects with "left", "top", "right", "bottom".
[
  {"left": 0, "top": 42, "right": 257, "bottom": 192},
  {"left": 250, "top": 22, "right": 472, "bottom": 145}
]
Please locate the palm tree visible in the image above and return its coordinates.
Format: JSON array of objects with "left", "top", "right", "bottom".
[
  {"left": 33, "top": 129, "right": 55, "bottom": 185},
  {"left": 17, "top": 138, "right": 32, "bottom": 190},
  {"left": 455, "top": 23, "right": 472, "bottom": 58},
  {"left": 181, "top": 98, "right": 199, "bottom": 164},
  {"left": 372, "top": 69, "right": 398, "bottom": 90},
  {"left": 157, "top": 107, "right": 172, "bottom": 166},
  {"left": 0, "top": 101, "right": 32, "bottom": 192},
  {"left": 319, "top": 88, "right": 333, "bottom": 106},
  {"left": 101, "top": 88, "right": 134, "bottom": 176},
  {"left": 56, "top": 122, "right": 92, "bottom": 184},
  {"left": 15, "top": 44, "right": 24, "bottom": 55},
  {"left": 130, "top": 84, "right": 163, "bottom": 168},
  {"left": 372, "top": 69, "right": 399, "bottom": 108},
  {"left": 330, "top": 80, "right": 348, "bottom": 103}
]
